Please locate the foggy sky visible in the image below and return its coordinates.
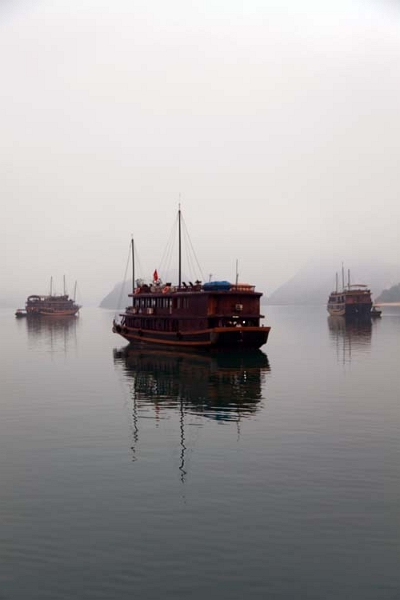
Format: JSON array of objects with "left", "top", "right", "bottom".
[{"left": 1, "top": 0, "right": 399, "bottom": 305}]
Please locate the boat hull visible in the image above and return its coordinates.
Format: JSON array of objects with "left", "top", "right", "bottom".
[
  {"left": 327, "top": 306, "right": 346, "bottom": 317},
  {"left": 36, "top": 309, "right": 79, "bottom": 317},
  {"left": 327, "top": 304, "right": 372, "bottom": 319},
  {"left": 113, "top": 324, "right": 270, "bottom": 350}
]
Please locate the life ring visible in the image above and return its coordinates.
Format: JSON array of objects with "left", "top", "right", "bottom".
[{"left": 162, "top": 286, "right": 170, "bottom": 294}]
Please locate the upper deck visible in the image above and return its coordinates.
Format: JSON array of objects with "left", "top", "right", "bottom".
[{"left": 123, "top": 282, "right": 263, "bottom": 320}]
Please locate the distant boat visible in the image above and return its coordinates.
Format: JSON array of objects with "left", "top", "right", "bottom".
[
  {"left": 25, "top": 277, "right": 81, "bottom": 317},
  {"left": 15, "top": 308, "right": 27, "bottom": 318},
  {"left": 327, "top": 267, "right": 373, "bottom": 319},
  {"left": 371, "top": 305, "right": 382, "bottom": 318},
  {"left": 113, "top": 208, "right": 271, "bottom": 350}
]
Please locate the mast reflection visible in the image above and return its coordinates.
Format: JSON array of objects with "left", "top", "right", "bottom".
[
  {"left": 113, "top": 347, "right": 271, "bottom": 479},
  {"left": 328, "top": 316, "right": 372, "bottom": 365},
  {"left": 25, "top": 315, "right": 79, "bottom": 355}
]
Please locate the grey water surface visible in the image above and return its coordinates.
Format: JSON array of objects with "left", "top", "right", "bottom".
[{"left": 1, "top": 306, "right": 399, "bottom": 600}]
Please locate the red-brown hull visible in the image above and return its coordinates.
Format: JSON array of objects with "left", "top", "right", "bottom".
[
  {"left": 36, "top": 309, "right": 80, "bottom": 317},
  {"left": 113, "top": 324, "right": 270, "bottom": 349}
]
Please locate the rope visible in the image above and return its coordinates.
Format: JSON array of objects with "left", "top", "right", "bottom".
[{"left": 157, "top": 210, "right": 205, "bottom": 284}]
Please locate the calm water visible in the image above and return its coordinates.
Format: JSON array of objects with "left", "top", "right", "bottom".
[{"left": 1, "top": 305, "right": 399, "bottom": 599}]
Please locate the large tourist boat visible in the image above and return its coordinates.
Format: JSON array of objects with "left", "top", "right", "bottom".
[
  {"left": 25, "top": 278, "right": 80, "bottom": 317},
  {"left": 113, "top": 209, "right": 270, "bottom": 350},
  {"left": 327, "top": 268, "right": 373, "bottom": 319},
  {"left": 26, "top": 294, "right": 80, "bottom": 317}
]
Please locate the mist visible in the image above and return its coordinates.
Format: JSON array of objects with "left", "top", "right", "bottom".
[{"left": 1, "top": 0, "right": 399, "bottom": 306}]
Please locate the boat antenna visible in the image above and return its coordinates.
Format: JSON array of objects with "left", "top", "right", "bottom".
[
  {"left": 235, "top": 259, "right": 239, "bottom": 286},
  {"left": 131, "top": 235, "right": 135, "bottom": 306},
  {"left": 348, "top": 269, "right": 351, "bottom": 288},
  {"left": 178, "top": 204, "right": 182, "bottom": 289},
  {"left": 341, "top": 262, "right": 345, "bottom": 291}
]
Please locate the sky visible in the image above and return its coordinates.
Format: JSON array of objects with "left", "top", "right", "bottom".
[{"left": 1, "top": 0, "right": 399, "bottom": 305}]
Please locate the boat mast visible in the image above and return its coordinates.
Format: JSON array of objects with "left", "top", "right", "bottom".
[
  {"left": 63, "top": 275, "right": 66, "bottom": 296},
  {"left": 341, "top": 263, "right": 345, "bottom": 291},
  {"left": 178, "top": 204, "right": 182, "bottom": 289},
  {"left": 348, "top": 269, "right": 351, "bottom": 288},
  {"left": 131, "top": 236, "right": 135, "bottom": 306},
  {"left": 73, "top": 281, "right": 77, "bottom": 302},
  {"left": 50, "top": 276, "right": 53, "bottom": 296},
  {"left": 336, "top": 272, "right": 338, "bottom": 293},
  {"left": 235, "top": 259, "right": 239, "bottom": 286}
]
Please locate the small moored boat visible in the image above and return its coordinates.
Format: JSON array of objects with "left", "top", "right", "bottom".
[{"left": 371, "top": 305, "right": 382, "bottom": 318}]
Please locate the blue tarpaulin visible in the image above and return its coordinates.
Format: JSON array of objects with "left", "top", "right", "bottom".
[{"left": 203, "top": 281, "right": 231, "bottom": 291}]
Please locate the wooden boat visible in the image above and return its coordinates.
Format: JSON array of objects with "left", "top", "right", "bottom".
[
  {"left": 26, "top": 294, "right": 80, "bottom": 317},
  {"left": 25, "top": 277, "right": 80, "bottom": 317},
  {"left": 327, "top": 267, "right": 373, "bottom": 319},
  {"left": 113, "top": 209, "right": 270, "bottom": 350}
]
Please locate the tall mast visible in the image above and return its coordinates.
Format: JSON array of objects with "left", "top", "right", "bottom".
[
  {"left": 63, "top": 275, "right": 66, "bottom": 296},
  {"left": 73, "top": 281, "right": 77, "bottom": 302},
  {"left": 235, "top": 259, "right": 239, "bottom": 286},
  {"left": 341, "top": 262, "right": 345, "bottom": 291},
  {"left": 50, "top": 276, "right": 53, "bottom": 296},
  {"left": 348, "top": 269, "right": 351, "bottom": 288},
  {"left": 178, "top": 204, "right": 182, "bottom": 289},
  {"left": 131, "top": 236, "right": 135, "bottom": 306},
  {"left": 336, "top": 272, "right": 338, "bottom": 293}
]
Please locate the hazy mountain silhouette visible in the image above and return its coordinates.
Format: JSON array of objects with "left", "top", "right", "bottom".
[
  {"left": 376, "top": 283, "right": 400, "bottom": 303},
  {"left": 266, "top": 259, "right": 399, "bottom": 305},
  {"left": 100, "top": 280, "right": 133, "bottom": 310}
]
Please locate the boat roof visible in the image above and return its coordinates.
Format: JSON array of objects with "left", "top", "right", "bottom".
[{"left": 128, "top": 283, "right": 258, "bottom": 296}]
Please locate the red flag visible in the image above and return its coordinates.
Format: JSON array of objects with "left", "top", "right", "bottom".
[{"left": 153, "top": 269, "right": 158, "bottom": 282}]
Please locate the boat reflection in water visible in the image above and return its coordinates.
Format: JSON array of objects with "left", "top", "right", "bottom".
[
  {"left": 24, "top": 314, "right": 79, "bottom": 355},
  {"left": 328, "top": 316, "right": 372, "bottom": 365},
  {"left": 113, "top": 346, "right": 270, "bottom": 479}
]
